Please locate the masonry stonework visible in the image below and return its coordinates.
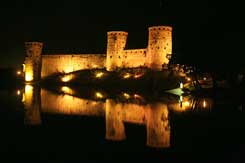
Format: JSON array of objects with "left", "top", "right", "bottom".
[
  {"left": 147, "top": 26, "right": 172, "bottom": 70},
  {"left": 106, "top": 31, "right": 128, "bottom": 71},
  {"left": 41, "top": 54, "right": 106, "bottom": 78},
  {"left": 24, "top": 26, "right": 172, "bottom": 82},
  {"left": 24, "top": 42, "right": 43, "bottom": 82}
]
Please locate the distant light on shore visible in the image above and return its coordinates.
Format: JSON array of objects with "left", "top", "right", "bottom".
[
  {"left": 17, "top": 71, "right": 21, "bottom": 75},
  {"left": 17, "top": 90, "right": 21, "bottom": 95},
  {"left": 95, "top": 92, "right": 103, "bottom": 99},
  {"left": 95, "top": 72, "right": 104, "bottom": 78},
  {"left": 123, "top": 73, "right": 131, "bottom": 79}
]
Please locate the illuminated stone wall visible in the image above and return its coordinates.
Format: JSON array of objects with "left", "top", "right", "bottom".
[
  {"left": 24, "top": 42, "right": 43, "bottom": 82},
  {"left": 24, "top": 26, "right": 173, "bottom": 80},
  {"left": 105, "top": 26, "right": 172, "bottom": 71},
  {"left": 147, "top": 26, "right": 172, "bottom": 70},
  {"left": 41, "top": 54, "right": 106, "bottom": 78},
  {"left": 122, "top": 49, "right": 147, "bottom": 68},
  {"left": 106, "top": 31, "right": 128, "bottom": 71}
]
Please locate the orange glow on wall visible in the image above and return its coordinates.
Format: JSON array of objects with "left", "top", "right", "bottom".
[
  {"left": 25, "top": 72, "right": 33, "bottom": 82},
  {"left": 41, "top": 54, "right": 106, "bottom": 78},
  {"left": 61, "top": 86, "right": 74, "bottom": 95},
  {"left": 61, "top": 74, "right": 74, "bottom": 82},
  {"left": 22, "top": 64, "right": 26, "bottom": 72}
]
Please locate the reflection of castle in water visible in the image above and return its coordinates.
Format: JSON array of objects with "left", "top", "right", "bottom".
[{"left": 22, "top": 85, "right": 213, "bottom": 148}]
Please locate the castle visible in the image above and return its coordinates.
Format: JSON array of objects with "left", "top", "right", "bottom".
[{"left": 24, "top": 26, "right": 172, "bottom": 82}]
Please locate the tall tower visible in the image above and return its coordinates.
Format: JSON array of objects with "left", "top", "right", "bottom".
[
  {"left": 24, "top": 42, "right": 43, "bottom": 82},
  {"left": 147, "top": 26, "right": 172, "bottom": 70},
  {"left": 106, "top": 31, "right": 128, "bottom": 71}
]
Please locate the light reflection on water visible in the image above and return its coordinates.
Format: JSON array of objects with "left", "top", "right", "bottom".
[{"left": 21, "top": 85, "right": 214, "bottom": 148}]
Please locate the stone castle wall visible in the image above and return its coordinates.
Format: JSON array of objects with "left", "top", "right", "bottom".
[
  {"left": 24, "top": 26, "right": 173, "bottom": 81},
  {"left": 147, "top": 26, "right": 172, "bottom": 70},
  {"left": 24, "top": 42, "right": 43, "bottom": 82},
  {"left": 41, "top": 54, "right": 106, "bottom": 78},
  {"left": 122, "top": 49, "right": 147, "bottom": 68},
  {"left": 41, "top": 49, "right": 147, "bottom": 78},
  {"left": 106, "top": 31, "right": 128, "bottom": 71}
]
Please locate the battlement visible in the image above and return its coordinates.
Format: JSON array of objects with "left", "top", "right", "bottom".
[
  {"left": 25, "top": 42, "right": 43, "bottom": 48},
  {"left": 24, "top": 25, "right": 173, "bottom": 80},
  {"left": 148, "top": 26, "right": 172, "bottom": 32},
  {"left": 107, "top": 31, "right": 128, "bottom": 37},
  {"left": 123, "top": 49, "right": 146, "bottom": 56}
]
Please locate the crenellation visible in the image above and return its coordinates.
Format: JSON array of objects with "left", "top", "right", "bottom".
[{"left": 24, "top": 25, "right": 172, "bottom": 81}]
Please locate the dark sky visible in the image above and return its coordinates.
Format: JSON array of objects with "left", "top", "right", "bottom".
[{"left": 1, "top": 0, "right": 244, "bottom": 70}]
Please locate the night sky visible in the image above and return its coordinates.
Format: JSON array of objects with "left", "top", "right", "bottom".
[{"left": 1, "top": 0, "right": 244, "bottom": 71}]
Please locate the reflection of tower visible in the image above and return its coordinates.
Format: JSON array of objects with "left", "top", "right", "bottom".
[
  {"left": 24, "top": 42, "right": 43, "bottom": 82},
  {"left": 105, "top": 99, "right": 126, "bottom": 141},
  {"left": 106, "top": 31, "right": 128, "bottom": 71},
  {"left": 146, "top": 103, "right": 170, "bottom": 148},
  {"left": 23, "top": 85, "right": 42, "bottom": 125},
  {"left": 147, "top": 26, "right": 172, "bottom": 70}
]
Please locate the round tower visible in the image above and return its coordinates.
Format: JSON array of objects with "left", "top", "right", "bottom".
[
  {"left": 106, "top": 31, "right": 128, "bottom": 71},
  {"left": 24, "top": 42, "right": 43, "bottom": 82},
  {"left": 147, "top": 26, "right": 172, "bottom": 70}
]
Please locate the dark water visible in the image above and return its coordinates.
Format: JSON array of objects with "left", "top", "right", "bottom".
[{"left": 0, "top": 85, "right": 245, "bottom": 163}]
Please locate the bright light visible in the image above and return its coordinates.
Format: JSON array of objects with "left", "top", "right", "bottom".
[
  {"left": 61, "top": 86, "right": 74, "bottom": 95},
  {"left": 92, "top": 64, "right": 99, "bottom": 68},
  {"left": 25, "top": 73, "right": 33, "bottom": 82},
  {"left": 64, "top": 67, "right": 73, "bottom": 74},
  {"left": 180, "top": 82, "right": 183, "bottom": 89},
  {"left": 123, "top": 73, "right": 131, "bottom": 79},
  {"left": 17, "top": 71, "right": 21, "bottom": 75},
  {"left": 25, "top": 84, "right": 33, "bottom": 93},
  {"left": 123, "top": 93, "right": 130, "bottom": 99},
  {"left": 187, "top": 77, "right": 191, "bottom": 81},
  {"left": 179, "top": 95, "right": 183, "bottom": 102},
  {"left": 203, "top": 77, "right": 207, "bottom": 81},
  {"left": 183, "top": 101, "right": 190, "bottom": 107},
  {"left": 134, "top": 94, "right": 140, "bottom": 98},
  {"left": 22, "top": 64, "right": 26, "bottom": 72},
  {"left": 95, "top": 92, "right": 103, "bottom": 99},
  {"left": 17, "top": 90, "right": 21, "bottom": 95},
  {"left": 95, "top": 72, "right": 104, "bottom": 78},
  {"left": 61, "top": 74, "right": 73, "bottom": 82},
  {"left": 22, "top": 94, "right": 25, "bottom": 102},
  {"left": 203, "top": 100, "right": 206, "bottom": 108},
  {"left": 134, "top": 73, "right": 143, "bottom": 79}
]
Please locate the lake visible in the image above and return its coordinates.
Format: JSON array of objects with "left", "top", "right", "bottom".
[{"left": 0, "top": 85, "right": 244, "bottom": 162}]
